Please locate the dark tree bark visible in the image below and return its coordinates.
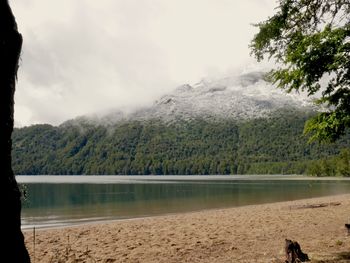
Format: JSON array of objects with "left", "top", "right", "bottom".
[{"left": 0, "top": 1, "right": 30, "bottom": 262}]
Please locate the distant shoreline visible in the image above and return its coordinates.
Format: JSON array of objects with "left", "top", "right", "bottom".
[{"left": 16, "top": 174, "right": 350, "bottom": 184}]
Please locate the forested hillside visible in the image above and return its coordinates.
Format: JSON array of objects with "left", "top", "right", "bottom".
[{"left": 12, "top": 109, "right": 350, "bottom": 175}]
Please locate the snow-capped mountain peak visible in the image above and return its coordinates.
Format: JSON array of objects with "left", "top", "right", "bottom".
[{"left": 76, "top": 71, "right": 315, "bottom": 125}]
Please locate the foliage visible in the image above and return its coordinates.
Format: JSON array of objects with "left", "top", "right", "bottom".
[
  {"left": 307, "top": 148, "right": 350, "bottom": 176},
  {"left": 12, "top": 110, "right": 350, "bottom": 176},
  {"left": 250, "top": 0, "right": 350, "bottom": 142}
]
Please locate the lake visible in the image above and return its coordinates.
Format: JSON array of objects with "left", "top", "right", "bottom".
[{"left": 17, "top": 175, "right": 350, "bottom": 229}]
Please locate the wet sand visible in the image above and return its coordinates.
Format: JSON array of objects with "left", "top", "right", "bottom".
[{"left": 24, "top": 194, "right": 350, "bottom": 262}]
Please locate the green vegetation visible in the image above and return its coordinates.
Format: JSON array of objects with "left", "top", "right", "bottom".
[
  {"left": 250, "top": 0, "right": 350, "bottom": 143},
  {"left": 307, "top": 148, "right": 350, "bottom": 177},
  {"left": 12, "top": 109, "right": 350, "bottom": 176}
]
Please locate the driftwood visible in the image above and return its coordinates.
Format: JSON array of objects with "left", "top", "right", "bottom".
[
  {"left": 289, "top": 202, "right": 341, "bottom": 210},
  {"left": 285, "top": 239, "right": 309, "bottom": 263}
]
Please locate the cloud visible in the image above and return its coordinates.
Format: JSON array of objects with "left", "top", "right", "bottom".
[{"left": 11, "top": 0, "right": 277, "bottom": 126}]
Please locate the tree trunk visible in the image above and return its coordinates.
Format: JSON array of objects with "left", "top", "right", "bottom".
[{"left": 0, "top": 1, "right": 30, "bottom": 262}]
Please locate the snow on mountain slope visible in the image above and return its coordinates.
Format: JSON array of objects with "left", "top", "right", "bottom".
[{"left": 76, "top": 71, "right": 315, "bottom": 125}]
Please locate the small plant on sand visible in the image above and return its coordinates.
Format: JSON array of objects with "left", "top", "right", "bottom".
[{"left": 335, "top": 240, "right": 343, "bottom": 246}]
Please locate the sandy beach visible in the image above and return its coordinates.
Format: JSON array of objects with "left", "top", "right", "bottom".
[{"left": 24, "top": 194, "right": 350, "bottom": 262}]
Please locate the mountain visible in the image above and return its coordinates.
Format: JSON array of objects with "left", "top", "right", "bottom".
[
  {"left": 72, "top": 71, "right": 315, "bottom": 125},
  {"left": 11, "top": 72, "right": 349, "bottom": 176},
  {"left": 12, "top": 111, "right": 349, "bottom": 175}
]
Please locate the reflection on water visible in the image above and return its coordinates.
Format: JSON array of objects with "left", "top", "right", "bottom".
[{"left": 19, "top": 176, "right": 350, "bottom": 229}]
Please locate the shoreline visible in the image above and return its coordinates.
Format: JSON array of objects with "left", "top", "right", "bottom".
[
  {"left": 16, "top": 175, "right": 350, "bottom": 185},
  {"left": 24, "top": 193, "right": 350, "bottom": 262},
  {"left": 21, "top": 191, "right": 350, "bottom": 231}
]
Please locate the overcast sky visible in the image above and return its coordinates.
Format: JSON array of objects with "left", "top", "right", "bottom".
[{"left": 12, "top": 0, "right": 277, "bottom": 126}]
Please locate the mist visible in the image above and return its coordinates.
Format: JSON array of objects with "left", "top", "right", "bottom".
[{"left": 12, "top": 0, "right": 277, "bottom": 126}]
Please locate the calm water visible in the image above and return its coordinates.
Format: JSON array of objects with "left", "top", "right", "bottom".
[{"left": 17, "top": 175, "right": 350, "bottom": 229}]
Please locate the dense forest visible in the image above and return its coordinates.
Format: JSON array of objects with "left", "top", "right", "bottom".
[{"left": 12, "top": 109, "right": 350, "bottom": 176}]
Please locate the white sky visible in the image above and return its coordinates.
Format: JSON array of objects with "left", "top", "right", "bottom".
[{"left": 11, "top": 0, "right": 277, "bottom": 126}]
